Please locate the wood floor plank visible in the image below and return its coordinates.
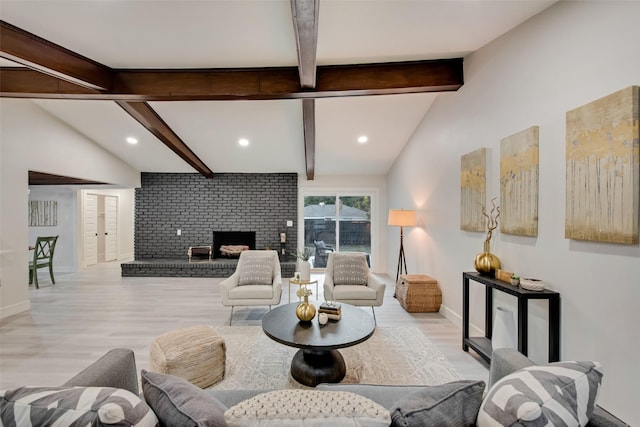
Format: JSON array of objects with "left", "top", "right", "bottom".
[{"left": 0, "top": 261, "right": 488, "bottom": 389}]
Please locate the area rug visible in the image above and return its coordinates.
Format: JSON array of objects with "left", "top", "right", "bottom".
[{"left": 208, "top": 326, "right": 460, "bottom": 390}]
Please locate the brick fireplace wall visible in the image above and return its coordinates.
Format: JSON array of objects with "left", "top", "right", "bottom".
[{"left": 134, "top": 173, "right": 298, "bottom": 260}]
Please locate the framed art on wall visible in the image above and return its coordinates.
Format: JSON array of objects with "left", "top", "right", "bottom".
[
  {"left": 460, "top": 148, "right": 487, "bottom": 232},
  {"left": 500, "top": 126, "right": 539, "bottom": 237},
  {"left": 565, "top": 86, "right": 639, "bottom": 244},
  {"left": 29, "top": 200, "right": 58, "bottom": 226}
]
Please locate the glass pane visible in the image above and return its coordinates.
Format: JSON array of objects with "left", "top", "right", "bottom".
[
  {"left": 303, "top": 196, "right": 336, "bottom": 268},
  {"left": 338, "top": 196, "right": 371, "bottom": 266}
]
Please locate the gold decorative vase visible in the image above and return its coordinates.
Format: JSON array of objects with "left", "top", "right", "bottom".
[
  {"left": 474, "top": 240, "right": 501, "bottom": 276},
  {"left": 296, "top": 295, "right": 316, "bottom": 322}
]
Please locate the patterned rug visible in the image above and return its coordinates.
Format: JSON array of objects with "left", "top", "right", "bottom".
[{"left": 208, "top": 326, "right": 460, "bottom": 390}]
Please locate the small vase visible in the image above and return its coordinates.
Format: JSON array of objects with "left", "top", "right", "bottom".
[
  {"left": 474, "top": 240, "right": 501, "bottom": 276},
  {"left": 296, "top": 295, "right": 316, "bottom": 322},
  {"left": 299, "top": 260, "right": 311, "bottom": 281}
]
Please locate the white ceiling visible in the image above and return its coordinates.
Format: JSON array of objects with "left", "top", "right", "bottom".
[{"left": 1, "top": 0, "right": 557, "bottom": 178}]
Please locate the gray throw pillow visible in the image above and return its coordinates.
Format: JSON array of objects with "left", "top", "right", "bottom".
[
  {"left": 238, "top": 252, "right": 274, "bottom": 286},
  {"left": 141, "top": 369, "right": 228, "bottom": 427},
  {"left": 333, "top": 253, "right": 369, "bottom": 285},
  {"left": 390, "top": 380, "right": 485, "bottom": 427}
]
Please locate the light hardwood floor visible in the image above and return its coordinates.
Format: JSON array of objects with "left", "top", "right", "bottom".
[{"left": 0, "top": 261, "right": 488, "bottom": 389}]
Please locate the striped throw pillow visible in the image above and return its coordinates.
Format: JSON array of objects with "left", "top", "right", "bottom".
[
  {"left": 477, "top": 361, "right": 603, "bottom": 427},
  {"left": 0, "top": 386, "right": 158, "bottom": 426}
]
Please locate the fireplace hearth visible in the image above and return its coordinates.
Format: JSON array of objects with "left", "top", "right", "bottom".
[{"left": 212, "top": 231, "right": 256, "bottom": 259}]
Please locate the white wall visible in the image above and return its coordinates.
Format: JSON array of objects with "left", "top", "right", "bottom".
[
  {"left": 28, "top": 187, "right": 79, "bottom": 273},
  {"left": 300, "top": 174, "right": 387, "bottom": 273},
  {"left": 387, "top": 2, "right": 640, "bottom": 423},
  {"left": 0, "top": 99, "right": 140, "bottom": 319}
]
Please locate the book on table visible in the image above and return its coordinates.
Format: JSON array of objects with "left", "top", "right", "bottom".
[{"left": 319, "top": 302, "right": 341, "bottom": 314}]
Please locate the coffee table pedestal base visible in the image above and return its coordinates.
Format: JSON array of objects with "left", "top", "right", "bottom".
[{"left": 291, "top": 349, "right": 345, "bottom": 387}]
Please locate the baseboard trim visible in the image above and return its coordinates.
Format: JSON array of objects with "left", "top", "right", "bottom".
[
  {"left": 441, "top": 304, "right": 484, "bottom": 337},
  {"left": 0, "top": 300, "right": 31, "bottom": 320}
]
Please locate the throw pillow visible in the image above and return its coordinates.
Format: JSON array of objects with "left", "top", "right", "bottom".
[
  {"left": 333, "top": 253, "right": 369, "bottom": 285},
  {"left": 238, "top": 252, "right": 274, "bottom": 286},
  {"left": 0, "top": 386, "right": 158, "bottom": 426},
  {"left": 141, "top": 370, "right": 227, "bottom": 427},
  {"left": 224, "top": 389, "right": 391, "bottom": 427},
  {"left": 390, "top": 380, "right": 485, "bottom": 427},
  {"left": 477, "top": 360, "right": 603, "bottom": 427}
]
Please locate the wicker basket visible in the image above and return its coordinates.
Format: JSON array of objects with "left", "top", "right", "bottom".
[
  {"left": 396, "top": 274, "right": 442, "bottom": 313},
  {"left": 520, "top": 278, "right": 545, "bottom": 291}
]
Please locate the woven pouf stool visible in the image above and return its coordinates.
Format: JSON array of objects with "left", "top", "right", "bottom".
[{"left": 149, "top": 325, "right": 225, "bottom": 389}]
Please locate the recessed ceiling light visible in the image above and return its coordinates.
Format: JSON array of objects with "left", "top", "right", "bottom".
[
  {"left": 357, "top": 136, "right": 368, "bottom": 144},
  {"left": 238, "top": 138, "right": 249, "bottom": 147},
  {"left": 126, "top": 137, "right": 138, "bottom": 145}
]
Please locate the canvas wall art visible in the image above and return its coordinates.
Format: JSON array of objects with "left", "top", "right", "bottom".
[
  {"left": 565, "top": 85, "right": 639, "bottom": 244},
  {"left": 29, "top": 200, "right": 58, "bottom": 226},
  {"left": 500, "top": 126, "right": 539, "bottom": 237},
  {"left": 460, "top": 148, "right": 487, "bottom": 232}
]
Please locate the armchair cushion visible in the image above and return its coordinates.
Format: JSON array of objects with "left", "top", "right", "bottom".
[
  {"left": 238, "top": 252, "right": 274, "bottom": 286},
  {"left": 332, "top": 253, "right": 369, "bottom": 285}
]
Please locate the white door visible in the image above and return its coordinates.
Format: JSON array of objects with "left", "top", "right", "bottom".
[
  {"left": 84, "top": 194, "right": 98, "bottom": 266},
  {"left": 104, "top": 196, "right": 118, "bottom": 261}
]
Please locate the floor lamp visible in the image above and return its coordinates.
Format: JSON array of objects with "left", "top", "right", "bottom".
[{"left": 388, "top": 209, "right": 417, "bottom": 285}]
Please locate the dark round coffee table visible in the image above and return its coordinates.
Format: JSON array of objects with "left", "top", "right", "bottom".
[{"left": 262, "top": 303, "right": 375, "bottom": 387}]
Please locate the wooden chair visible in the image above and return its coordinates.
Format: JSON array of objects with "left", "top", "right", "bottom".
[{"left": 29, "top": 235, "right": 58, "bottom": 289}]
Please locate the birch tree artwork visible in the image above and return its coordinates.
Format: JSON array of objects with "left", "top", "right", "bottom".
[
  {"left": 29, "top": 201, "right": 58, "bottom": 226},
  {"left": 565, "top": 85, "right": 639, "bottom": 244},
  {"left": 460, "top": 148, "right": 486, "bottom": 232},
  {"left": 500, "top": 126, "right": 539, "bottom": 236}
]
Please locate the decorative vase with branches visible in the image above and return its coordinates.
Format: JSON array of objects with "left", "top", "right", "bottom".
[
  {"left": 474, "top": 197, "right": 502, "bottom": 275},
  {"left": 291, "top": 248, "right": 312, "bottom": 281}
]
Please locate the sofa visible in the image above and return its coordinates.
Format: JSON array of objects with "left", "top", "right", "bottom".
[{"left": 0, "top": 347, "right": 628, "bottom": 426}]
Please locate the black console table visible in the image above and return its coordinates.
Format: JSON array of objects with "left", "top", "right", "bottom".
[{"left": 462, "top": 272, "right": 560, "bottom": 363}]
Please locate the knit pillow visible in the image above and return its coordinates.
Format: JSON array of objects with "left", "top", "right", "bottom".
[
  {"left": 333, "top": 253, "right": 368, "bottom": 285},
  {"left": 477, "top": 361, "right": 603, "bottom": 427},
  {"left": 238, "top": 252, "right": 274, "bottom": 286},
  {"left": 0, "top": 386, "right": 158, "bottom": 426},
  {"left": 224, "top": 389, "right": 390, "bottom": 427}
]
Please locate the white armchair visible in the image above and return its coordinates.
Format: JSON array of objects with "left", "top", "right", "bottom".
[
  {"left": 323, "top": 252, "right": 385, "bottom": 323},
  {"left": 219, "top": 250, "right": 282, "bottom": 325}
]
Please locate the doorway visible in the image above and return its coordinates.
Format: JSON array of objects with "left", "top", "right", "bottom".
[{"left": 83, "top": 193, "right": 118, "bottom": 266}]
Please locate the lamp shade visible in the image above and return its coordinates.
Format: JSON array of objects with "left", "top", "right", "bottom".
[{"left": 388, "top": 209, "right": 417, "bottom": 227}]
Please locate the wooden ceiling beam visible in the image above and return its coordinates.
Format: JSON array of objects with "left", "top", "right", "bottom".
[
  {"left": 302, "top": 99, "right": 316, "bottom": 180},
  {"left": 0, "top": 21, "right": 215, "bottom": 178},
  {"left": 0, "top": 20, "right": 112, "bottom": 90},
  {"left": 1, "top": 59, "right": 463, "bottom": 100},
  {"left": 291, "top": 0, "right": 319, "bottom": 89},
  {"left": 116, "top": 101, "right": 214, "bottom": 178}
]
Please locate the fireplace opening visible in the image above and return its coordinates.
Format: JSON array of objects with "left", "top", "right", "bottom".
[{"left": 212, "top": 231, "right": 256, "bottom": 259}]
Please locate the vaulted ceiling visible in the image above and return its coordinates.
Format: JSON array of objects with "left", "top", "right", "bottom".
[{"left": 1, "top": 1, "right": 556, "bottom": 182}]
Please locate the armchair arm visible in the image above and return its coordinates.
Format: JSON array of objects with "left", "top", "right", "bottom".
[
  {"left": 219, "top": 272, "right": 240, "bottom": 306},
  {"left": 63, "top": 348, "right": 139, "bottom": 395},
  {"left": 323, "top": 271, "right": 336, "bottom": 301},
  {"left": 367, "top": 273, "right": 386, "bottom": 306}
]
